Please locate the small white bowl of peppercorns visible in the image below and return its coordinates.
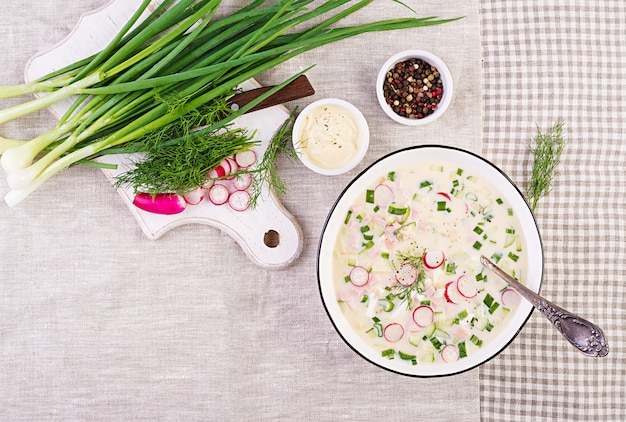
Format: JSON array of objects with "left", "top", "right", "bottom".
[{"left": 376, "top": 49, "right": 453, "bottom": 125}]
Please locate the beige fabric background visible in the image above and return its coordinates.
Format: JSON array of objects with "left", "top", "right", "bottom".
[{"left": 0, "top": 1, "right": 482, "bottom": 420}]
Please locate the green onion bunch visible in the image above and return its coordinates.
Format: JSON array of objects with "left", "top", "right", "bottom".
[{"left": 0, "top": 0, "right": 459, "bottom": 206}]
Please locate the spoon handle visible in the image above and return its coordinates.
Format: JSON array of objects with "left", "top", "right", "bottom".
[{"left": 480, "top": 256, "right": 609, "bottom": 357}]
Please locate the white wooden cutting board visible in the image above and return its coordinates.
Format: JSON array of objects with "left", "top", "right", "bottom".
[{"left": 24, "top": 0, "right": 303, "bottom": 269}]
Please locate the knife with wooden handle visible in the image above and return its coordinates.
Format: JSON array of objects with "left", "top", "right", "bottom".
[{"left": 228, "top": 75, "right": 315, "bottom": 114}]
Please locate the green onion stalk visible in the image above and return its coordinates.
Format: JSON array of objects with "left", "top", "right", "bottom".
[{"left": 0, "top": 0, "right": 461, "bottom": 207}]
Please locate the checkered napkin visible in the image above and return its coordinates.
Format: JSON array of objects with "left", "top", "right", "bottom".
[{"left": 479, "top": 1, "right": 626, "bottom": 420}]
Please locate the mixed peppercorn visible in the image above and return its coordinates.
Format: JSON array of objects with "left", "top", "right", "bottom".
[{"left": 382, "top": 58, "right": 444, "bottom": 119}]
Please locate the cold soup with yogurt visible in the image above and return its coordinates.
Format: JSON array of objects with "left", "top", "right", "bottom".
[{"left": 332, "top": 161, "right": 526, "bottom": 365}]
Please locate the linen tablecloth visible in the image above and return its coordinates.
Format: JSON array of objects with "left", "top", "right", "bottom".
[
  {"left": 0, "top": 1, "right": 623, "bottom": 421},
  {"left": 0, "top": 1, "right": 482, "bottom": 420}
]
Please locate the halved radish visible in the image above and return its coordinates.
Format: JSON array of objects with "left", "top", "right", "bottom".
[
  {"left": 412, "top": 305, "right": 434, "bottom": 327},
  {"left": 456, "top": 274, "right": 478, "bottom": 298},
  {"left": 395, "top": 262, "right": 417, "bottom": 286},
  {"left": 374, "top": 184, "right": 394, "bottom": 207},
  {"left": 383, "top": 323, "right": 404, "bottom": 343},
  {"left": 207, "top": 184, "right": 229, "bottom": 205},
  {"left": 444, "top": 281, "right": 464, "bottom": 304},
  {"left": 441, "top": 344, "right": 459, "bottom": 362},
  {"left": 234, "top": 150, "right": 257, "bottom": 168},
  {"left": 501, "top": 288, "right": 521, "bottom": 307},
  {"left": 183, "top": 187, "right": 205, "bottom": 205},
  {"left": 349, "top": 266, "right": 369, "bottom": 287},
  {"left": 133, "top": 192, "right": 186, "bottom": 215},
  {"left": 228, "top": 190, "right": 251, "bottom": 212},
  {"left": 423, "top": 250, "right": 445, "bottom": 269},
  {"left": 233, "top": 173, "right": 253, "bottom": 191}
]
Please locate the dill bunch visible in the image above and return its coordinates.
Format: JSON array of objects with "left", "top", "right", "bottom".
[
  {"left": 115, "top": 126, "right": 256, "bottom": 195},
  {"left": 113, "top": 90, "right": 260, "bottom": 194},
  {"left": 526, "top": 120, "right": 567, "bottom": 212},
  {"left": 114, "top": 102, "right": 298, "bottom": 209}
]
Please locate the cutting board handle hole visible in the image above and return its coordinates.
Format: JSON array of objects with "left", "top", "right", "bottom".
[{"left": 264, "top": 230, "right": 280, "bottom": 248}]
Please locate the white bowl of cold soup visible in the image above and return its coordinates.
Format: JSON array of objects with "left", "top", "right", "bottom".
[
  {"left": 292, "top": 98, "right": 369, "bottom": 176},
  {"left": 317, "top": 145, "right": 543, "bottom": 377}
]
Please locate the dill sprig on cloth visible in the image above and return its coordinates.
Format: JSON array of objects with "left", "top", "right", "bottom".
[{"left": 526, "top": 120, "right": 567, "bottom": 212}]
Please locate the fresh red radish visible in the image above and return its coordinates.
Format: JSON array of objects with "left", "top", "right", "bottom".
[
  {"left": 423, "top": 250, "right": 445, "bottom": 269},
  {"left": 444, "top": 281, "right": 464, "bottom": 304},
  {"left": 219, "top": 158, "right": 232, "bottom": 174},
  {"left": 207, "top": 184, "right": 229, "bottom": 205},
  {"left": 441, "top": 344, "right": 459, "bottom": 362},
  {"left": 437, "top": 191, "right": 451, "bottom": 201},
  {"left": 213, "top": 178, "right": 237, "bottom": 194},
  {"left": 208, "top": 166, "right": 226, "bottom": 179},
  {"left": 383, "top": 323, "right": 404, "bottom": 343},
  {"left": 228, "top": 190, "right": 251, "bottom": 212},
  {"left": 412, "top": 305, "right": 434, "bottom": 327},
  {"left": 207, "top": 159, "right": 231, "bottom": 180},
  {"left": 203, "top": 179, "right": 215, "bottom": 189},
  {"left": 133, "top": 192, "right": 186, "bottom": 215},
  {"left": 227, "top": 157, "right": 238, "bottom": 170},
  {"left": 444, "top": 282, "right": 455, "bottom": 303},
  {"left": 224, "top": 157, "right": 238, "bottom": 179},
  {"left": 374, "top": 184, "right": 394, "bottom": 207},
  {"left": 456, "top": 274, "right": 478, "bottom": 298},
  {"left": 395, "top": 262, "right": 417, "bottom": 286},
  {"left": 349, "top": 266, "right": 369, "bottom": 287},
  {"left": 183, "top": 187, "right": 205, "bottom": 205},
  {"left": 233, "top": 173, "right": 253, "bottom": 191},
  {"left": 234, "top": 150, "right": 257, "bottom": 168},
  {"left": 501, "top": 288, "right": 521, "bottom": 307}
]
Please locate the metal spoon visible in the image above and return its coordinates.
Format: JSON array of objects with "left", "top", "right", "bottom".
[{"left": 480, "top": 255, "right": 609, "bottom": 357}]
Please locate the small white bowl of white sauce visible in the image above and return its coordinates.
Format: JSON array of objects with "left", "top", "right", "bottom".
[{"left": 292, "top": 98, "right": 369, "bottom": 176}]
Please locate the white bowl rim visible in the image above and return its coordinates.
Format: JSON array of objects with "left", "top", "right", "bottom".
[
  {"left": 376, "top": 49, "right": 453, "bottom": 126},
  {"left": 292, "top": 98, "right": 370, "bottom": 176},
  {"left": 317, "top": 145, "right": 544, "bottom": 377}
]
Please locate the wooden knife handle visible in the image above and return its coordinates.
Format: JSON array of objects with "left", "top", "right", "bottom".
[{"left": 229, "top": 75, "right": 315, "bottom": 114}]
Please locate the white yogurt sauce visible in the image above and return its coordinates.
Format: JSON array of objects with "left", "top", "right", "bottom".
[
  {"left": 297, "top": 104, "right": 361, "bottom": 169},
  {"left": 332, "top": 161, "right": 527, "bottom": 365}
]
